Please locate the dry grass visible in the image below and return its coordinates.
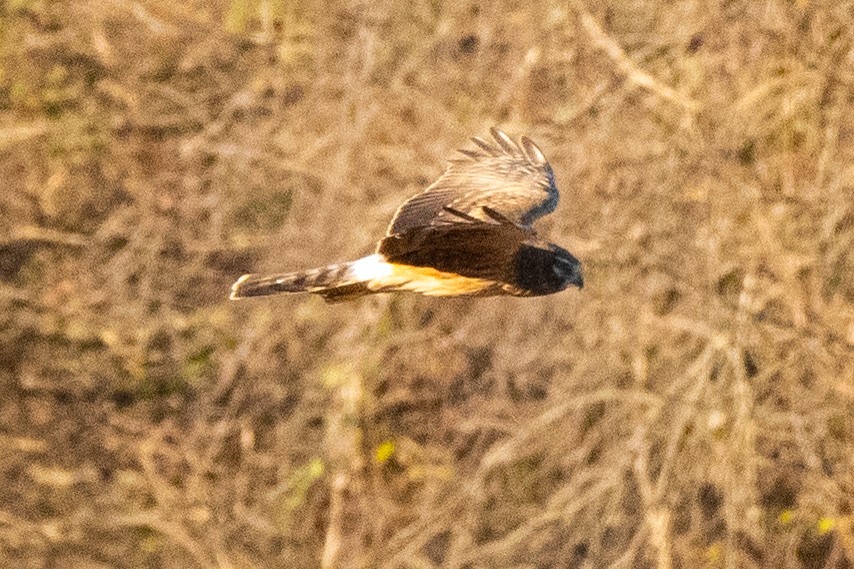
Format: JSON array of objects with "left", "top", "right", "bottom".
[{"left": 1, "top": 0, "right": 853, "bottom": 568}]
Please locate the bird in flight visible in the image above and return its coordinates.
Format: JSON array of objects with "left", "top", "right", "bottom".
[{"left": 229, "top": 128, "right": 583, "bottom": 302}]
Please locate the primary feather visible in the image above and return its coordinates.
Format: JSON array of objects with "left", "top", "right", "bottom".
[{"left": 386, "top": 127, "right": 559, "bottom": 235}]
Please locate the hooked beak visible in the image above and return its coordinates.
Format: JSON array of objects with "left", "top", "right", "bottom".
[{"left": 572, "top": 268, "right": 584, "bottom": 290}]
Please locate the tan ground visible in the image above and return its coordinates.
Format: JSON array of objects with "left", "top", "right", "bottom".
[{"left": 1, "top": 1, "right": 853, "bottom": 568}]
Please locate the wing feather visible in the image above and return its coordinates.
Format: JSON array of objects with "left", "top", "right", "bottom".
[
  {"left": 386, "top": 128, "right": 559, "bottom": 235},
  {"left": 471, "top": 136, "right": 501, "bottom": 156},
  {"left": 378, "top": 221, "right": 526, "bottom": 282},
  {"left": 491, "top": 128, "right": 521, "bottom": 155}
]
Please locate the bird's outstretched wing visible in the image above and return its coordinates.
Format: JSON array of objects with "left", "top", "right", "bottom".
[{"left": 385, "top": 127, "right": 559, "bottom": 236}]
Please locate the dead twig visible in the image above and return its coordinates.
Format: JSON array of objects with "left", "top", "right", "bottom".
[{"left": 569, "top": 0, "right": 699, "bottom": 113}]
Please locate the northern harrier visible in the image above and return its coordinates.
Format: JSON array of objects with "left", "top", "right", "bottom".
[{"left": 229, "top": 128, "right": 583, "bottom": 302}]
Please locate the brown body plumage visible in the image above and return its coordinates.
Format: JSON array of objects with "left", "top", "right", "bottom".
[{"left": 230, "top": 128, "right": 583, "bottom": 302}]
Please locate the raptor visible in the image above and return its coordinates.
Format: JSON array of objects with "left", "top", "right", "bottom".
[{"left": 229, "top": 128, "right": 583, "bottom": 302}]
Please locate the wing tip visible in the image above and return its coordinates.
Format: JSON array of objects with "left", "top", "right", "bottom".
[
  {"left": 462, "top": 127, "right": 547, "bottom": 164},
  {"left": 488, "top": 127, "right": 546, "bottom": 165},
  {"left": 229, "top": 273, "right": 253, "bottom": 300},
  {"left": 520, "top": 135, "right": 547, "bottom": 165},
  {"left": 490, "top": 127, "right": 519, "bottom": 155},
  {"left": 455, "top": 148, "right": 482, "bottom": 160},
  {"left": 470, "top": 135, "right": 498, "bottom": 156}
]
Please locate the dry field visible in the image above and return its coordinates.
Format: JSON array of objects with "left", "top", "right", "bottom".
[{"left": 1, "top": 1, "right": 853, "bottom": 568}]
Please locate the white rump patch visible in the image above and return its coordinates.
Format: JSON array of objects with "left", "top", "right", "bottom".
[{"left": 350, "top": 254, "right": 394, "bottom": 281}]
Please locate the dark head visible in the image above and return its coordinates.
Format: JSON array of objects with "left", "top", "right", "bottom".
[
  {"left": 514, "top": 242, "right": 584, "bottom": 295},
  {"left": 552, "top": 246, "right": 584, "bottom": 290}
]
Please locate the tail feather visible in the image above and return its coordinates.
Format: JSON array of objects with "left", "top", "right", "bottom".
[{"left": 229, "top": 255, "right": 388, "bottom": 302}]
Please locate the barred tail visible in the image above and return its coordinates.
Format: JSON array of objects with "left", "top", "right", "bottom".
[{"left": 229, "top": 254, "right": 389, "bottom": 303}]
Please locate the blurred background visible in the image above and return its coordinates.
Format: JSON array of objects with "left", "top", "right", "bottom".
[{"left": 1, "top": 0, "right": 853, "bottom": 568}]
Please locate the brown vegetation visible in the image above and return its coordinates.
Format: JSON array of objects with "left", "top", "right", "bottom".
[{"left": 1, "top": 1, "right": 853, "bottom": 568}]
